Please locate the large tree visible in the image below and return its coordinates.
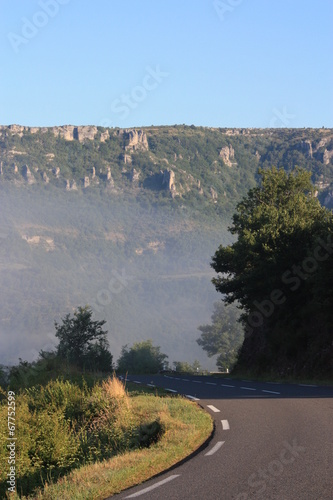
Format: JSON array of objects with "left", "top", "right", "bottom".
[
  {"left": 55, "top": 306, "right": 113, "bottom": 372},
  {"left": 211, "top": 167, "right": 333, "bottom": 376},
  {"left": 197, "top": 302, "right": 244, "bottom": 372},
  {"left": 117, "top": 340, "right": 168, "bottom": 374}
]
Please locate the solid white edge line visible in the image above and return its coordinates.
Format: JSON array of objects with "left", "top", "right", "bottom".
[
  {"left": 125, "top": 475, "right": 180, "bottom": 498},
  {"left": 298, "top": 384, "right": 317, "bottom": 387},
  {"left": 207, "top": 405, "right": 220, "bottom": 413},
  {"left": 221, "top": 419, "right": 230, "bottom": 430},
  {"left": 240, "top": 386, "right": 256, "bottom": 391},
  {"left": 205, "top": 441, "right": 225, "bottom": 456},
  {"left": 185, "top": 395, "right": 200, "bottom": 401},
  {"left": 262, "top": 389, "right": 280, "bottom": 394}
]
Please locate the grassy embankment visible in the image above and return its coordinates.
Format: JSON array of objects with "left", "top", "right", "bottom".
[{"left": 0, "top": 375, "right": 213, "bottom": 499}]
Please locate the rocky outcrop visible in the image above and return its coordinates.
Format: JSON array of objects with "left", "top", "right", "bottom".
[
  {"left": 52, "top": 167, "right": 60, "bottom": 178},
  {"left": 76, "top": 126, "right": 97, "bottom": 142},
  {"left": 65, "top": 179, "right": 78, "bottom": 191},
  {"left": 219, "top": 145, "right": 236, "bottom": 167},
  {"left": 130, "top": 168, "right": 140, "bottom": 184},
  {"left": 100, "top": 130, "right": 109, "bottom": 142},
  {"left": 298, "top": 140, "right": 313, "bottom": 158},
  {"left": 12, "top": 163, "right": 18, "bottom": 173},
  {"left": 162, "top": 169, "right": 176, "bottom": 195},
  {"left": 210, "top": 187, "right": 218, "bottom": 201},
  {"left": 42, "top": 172, "right": 49, "bottom": 184},
  {"left": 83, "top": 176, "right": 90, "bottom": 188},
  {"left": 125, "top": 129, "right": 149, "bottom": 151},
  {"left": 106, "top": 167, "right": 114, "bottom": 187},
  {"left": 22, "top": 165, "right": 35, "bottom": 184},
  {"left": 122, "top": 154, "right": 132, "bottom": 164},
  {"left": 323, "top": 149, "right": 333, "bottom": 165}
]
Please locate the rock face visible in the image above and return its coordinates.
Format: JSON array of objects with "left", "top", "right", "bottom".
[
  {"left": 210, "top": 187, "right": 218, "bottom": 201},
  {"left": 323, "top": 149, "right": 333, "bottom": 165},
  {"left": 123, "top": 154, "right": 132, "bottom": 164},
  {"left": 162, "top": 169, "right": 176, "bottom": 195},
  {"left": 219, "top": 145, "right": 236, "bottom": 166},
  {"left": 83, "top": 176, "right": 90, "bottom": 188},
  {"left": 65, "top": 179, "right": 78, "bottom": 191},
  {"left": 53, "top": 167, "right": 60, "bottom": 178},
  {"left": 106, "top": 167, "right": 114, "bottom": 187},
  {"left": 42, "top": 172, "right": 49, "bottom": 184},
  {"left": 130, "top": 168, "right": 140, "bottom": 184},
  {"left": 22, "top": 165, "right": 35, "bottom": 184},
  {"left": 125, "top": 129, "right": 149, "bottom": 151},
  {"left": 298, "top": 140, "right": 313, "bottom": 158}
]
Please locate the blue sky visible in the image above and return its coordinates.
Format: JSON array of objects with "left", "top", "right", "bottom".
[{"left": 0, "top": 0, "right": 332, "bottom": 128}]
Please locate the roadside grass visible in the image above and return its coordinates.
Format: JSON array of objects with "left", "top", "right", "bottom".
[{"left": 5, "top": 381, "right": 213, "bottom": 499}]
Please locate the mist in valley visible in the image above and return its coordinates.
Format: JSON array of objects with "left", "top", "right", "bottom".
[{"left": 0, "top": 185, "right": 232, "bottom": 370}]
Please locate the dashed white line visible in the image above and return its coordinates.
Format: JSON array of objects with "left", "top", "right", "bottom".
[
  {"left": 221, "top": 384, "right": 235, "bottom": 388},
  {"left": 183, "top": 379, "right": 190, "bottom": 382},
  {"left": 125, "top": 475, "right": 180, "bottom": 498},
  {"left": 147, "top": 384, "right": 155, "bottom": 388},
  {"left": 262, "top": 389, "right": 280, "bottom": 395},
  {"left": 193, "top": 380, "right": 202, "bottom": 384},
  {"left": 206, "top": 382, "right": 217, "bottom": 385},
  {"left": 185, "top": 395, "right": 200, "bottom": 401},
  {"left": 165, "top": 388, "right": 177, "bottom": 393},
  {"left": 221, "top": 419, "right": 230, "bottom": 430},
  {"left": 205, "top": 441, "right": 225, "bottom": 456},
  {"left": 240, "top": 386, "right": 256, "bottom": 391},
  {"left": 133, "top": 381, "right": 141, "bottom": 384},
  {"left": 207, "top": 405, "right": 220, "bottom": 413}
]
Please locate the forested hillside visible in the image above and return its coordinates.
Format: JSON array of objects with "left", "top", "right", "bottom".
[{"left": 0, "top": 125, "right": 332, "bottom": 368}]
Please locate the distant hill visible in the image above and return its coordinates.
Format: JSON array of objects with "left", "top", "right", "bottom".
[{"left": 0, "top": 125, "right": 332, "bottom": 368}]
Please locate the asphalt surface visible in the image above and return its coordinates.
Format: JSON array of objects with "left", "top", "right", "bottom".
[{"left": 110, "top": 374, "right": 333, "bottom": 500}]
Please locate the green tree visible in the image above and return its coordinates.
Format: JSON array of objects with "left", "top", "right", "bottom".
[
  {"left": 55, "top": 306, "right": 112, "bottom": 372},
  {"left": 117, "top": 340, "right": 168, "bottom": 374},
  {"left": 197, "top": 302, "right": 244, "bottom": 372},
  {"left": 211, "top": 167, "right": 333, "bottom": 376},
  {"left": 173, "top": 360, "right": 203, "bottom": 373}
]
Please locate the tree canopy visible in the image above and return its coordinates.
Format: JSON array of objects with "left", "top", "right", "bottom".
[
  {"left": 117, "top": 340, "right": 168, "bottom": 374},
  {"left": 55, "top": 306, "right": 113, "bottom": 372},
  {"left": 211, "top": 167, "right": 333, "bottom": 377},
  {"left": 197, "top": 302, "right": 244, "bottom": 372}
]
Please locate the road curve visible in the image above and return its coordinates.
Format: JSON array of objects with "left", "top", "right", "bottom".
[{"left": 110, "top": 375, "right": 333, "bottom": 500}]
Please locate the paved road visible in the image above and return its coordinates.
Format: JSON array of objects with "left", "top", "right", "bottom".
[{"left": 111, "top": 375, "right": 333, "bottom": 499}]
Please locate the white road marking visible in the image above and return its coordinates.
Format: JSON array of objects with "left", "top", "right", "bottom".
[
  {"left": 125, "top": 475, "right": 180, "bottom": 498},
  {"left": 240, "top": 386, "right": 256, "bottom": 391},
  {"left": 133, "top": 381, "right": 141, "bottom": 384},
  {"left": 205, "top": 441, "right": 225, "bottom": 456},
  {"left": 165, "top": 388, "right": 177, "bottom": 393},
  {"left": 193, "top": 380, "right": 202, "bottom": 384},
  {"left": 207, "top": 405, "right": 220, "bottom": 413},
  {"left": 262, "top": 389, "right": 280, "bottom": 394},
  {"left": 147, "top": 384, "right": 155, "bottom": 388},
  {"left": 206, "top": 382, "right": 217, "bottom": 385},
  {"left": 221, "top": 384, "right": 235, "bottom": 388},
  {"left": 183, "top": 379, "right": 190, "bottom": 382},
  {"left": 185, "top": 395, "right": 200, "bottom": 401},
  {"left": 221, "top": 419, "right": 230, "bottom": 430},
  {"left": 174, "top": 377, "right": 180, "bottom": 380}
]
